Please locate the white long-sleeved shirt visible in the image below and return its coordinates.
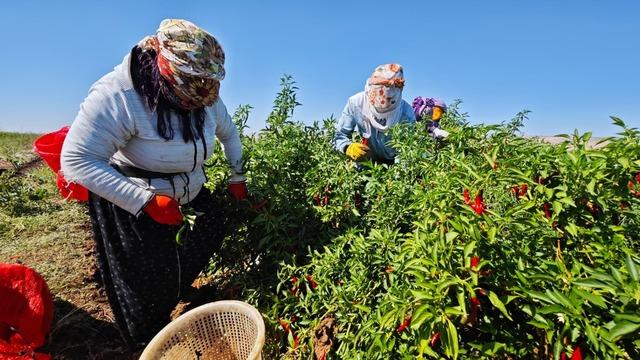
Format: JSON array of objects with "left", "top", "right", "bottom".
[
  {"left": 333, "top": 92, "right": 416, "bottom": 161},
  {"left": 61, "top": 54, "right": 243, "bottom": 215}
]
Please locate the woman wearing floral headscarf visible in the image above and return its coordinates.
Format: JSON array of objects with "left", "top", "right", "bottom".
[
  {"left": 61, "top": 19, "right": 246, "bottom": 348},
  {"left": 333, "top": 64, "right": 416, "bottom": 164}
]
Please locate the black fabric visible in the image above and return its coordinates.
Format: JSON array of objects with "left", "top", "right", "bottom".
[
  {"left": 111, "top": 163, "right": 184, "bottom": 179},
  {"left": 88, "top": 187, "right": 226, "bottom": 350}
]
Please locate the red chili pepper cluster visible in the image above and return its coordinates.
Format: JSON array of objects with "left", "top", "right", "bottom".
[
  {"left": 511, "top": 184, "right": 528, "bottom": 199},
  {"left": 463, "top": 189, "right": 486, "bottom": 215},
  {"left": 314, "top": 187, "right": 332, "bottom": 206},
  {"left": 396, "top": 315, "right": 412, "bottom": 333}
]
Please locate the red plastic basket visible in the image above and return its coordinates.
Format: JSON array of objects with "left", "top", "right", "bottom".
[{"left": 33, "top": 126, "right": 89, "bottom": 202}]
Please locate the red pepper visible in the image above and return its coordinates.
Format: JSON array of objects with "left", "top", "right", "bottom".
[
  {"left": 470, "top": 193, "right": 486, "bottom": 215},
  {"left": 561, "top": 352, "right": 567, "bottom": 360},
  {"left": 362, "top": 138, "right": 369, "bottom": 146},
  {"left": 306, "top": 275, "right": 318, "bottom": 289},
  {"left": 323, "top": 193, "right": 329, "bottom": 206},
  {"left": 543, "top": 202, "right": 552, "bottom": 219},
  {"left": 468, "top": 296, "right": 481, "bottom": 326},
  {"left": 636, "top": 172, "right": 640, "bottom": 183},
  {"left": 511, "top": 185, "right": 519, "bottom": 197},
  {"left": 279, "top": 318, "right": 290, "bottom": 334},
  {"left": 571, "top": 346, "right": 583, "bottom": 360},
  {"left": 471, "top": 256, "right": 480, "bottom": 270},
  {"left": 519, "top": 184, "right": 528, "bottom": 198},
  {"left": 293, "top": 333, "right": 300, "bottom": 349},
  {"left": 396, "top": 315, "right": 412, "bottom": 333},
  {"left": 314, "top": 194, "right": 322, "bottom": 206},
  {"left": 429, "top": 331, "right": 441, "bottom": 347},
  {"left": 290, "top": 315, "right": 297, "bottom": 323},
  {"left": 463, "top": 189, "right": 471, "bottom": 205},
  {"left": 290, "top": 276, "right": 299, "bottom": 296}
]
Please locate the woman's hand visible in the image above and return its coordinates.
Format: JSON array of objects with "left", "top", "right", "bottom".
[
  {"left": 345, "top": 142, "right": 370, "bottom": 161},
  {"left": 143, "top": 195, "right": 183, "bottom": 225}
]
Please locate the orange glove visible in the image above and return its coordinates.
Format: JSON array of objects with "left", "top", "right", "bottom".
[
  {"left": 143, "top": 195, "right": 183, "bottom": 225},
  {"left": 228, "top": 181, "right": 248, "bottom": 201}
]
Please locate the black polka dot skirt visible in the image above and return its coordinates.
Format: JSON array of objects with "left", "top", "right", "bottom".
[{"left": 88, "top": 187, "right": 226, "bottom": 350}]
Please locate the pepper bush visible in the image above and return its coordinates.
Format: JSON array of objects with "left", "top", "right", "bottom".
[{"left": 204, "top": 77, "right": 640, "bottom": 359}]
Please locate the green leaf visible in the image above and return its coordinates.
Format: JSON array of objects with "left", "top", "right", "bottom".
[
  {"left": 488, "top": 291, "right": 513, "bottom": 320},
  {"left": 444, "top": 319, "right": 459, "bottom": 360},
  {"left": 411, "top": 304, "right": 434, "bottom": 329},
  {"left": 446, "top": 231, "right": 460, "bottom": 243},
  {"left": 609, "top": 321, "right": 640, "bottom": 340},
  {"left": 586, "top": 179, "right": 597, "bottom": 194},
  {"left": 463, "top": 240, "right": 476, "bottom": 258},
  {"left": 354, "top": 304, "right": 371, "bottom": 313},
  {"left": 584, "top": 323, "right": 599, "bottom": 351},
  {"left": 565, "top": 223, "right": 578, "bottom": 237},
  {"left": 572, "top": 279, "right": 615, "bottom": 291},
  {"left": 614, "top": 313, "right": 640, "bottom": 324},
  {"left": 537, "top": 304, "right": 569, "bottom": 315},
  {"left": 618, "top": 157, "right": 630, "bottom": 169},
  {"left": 572, "top": 288, "right": 607, "bottom": 309},
  {"left": 626, "top": 254, "right": 639, "bottom": 282}
]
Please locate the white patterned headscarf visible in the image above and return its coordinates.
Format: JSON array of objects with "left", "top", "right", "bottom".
[{"left": 362, "top": 64, "right": 405, "bottom": 135}]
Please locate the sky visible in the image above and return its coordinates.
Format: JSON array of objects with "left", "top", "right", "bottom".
[{"left": 0, "top": 0, "right": 638, "bottom": 136}]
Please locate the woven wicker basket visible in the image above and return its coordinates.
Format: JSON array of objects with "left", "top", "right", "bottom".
[{"left": 140, "top": 300, "right": 265, "bottom": 360}]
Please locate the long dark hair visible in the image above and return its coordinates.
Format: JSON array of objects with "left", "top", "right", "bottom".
[{"left": 129, "top": 45, "right": 206, "bottom": 145}]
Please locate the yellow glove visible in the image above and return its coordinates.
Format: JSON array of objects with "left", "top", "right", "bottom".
[
  {"left": 345, "top": 142, "right": 369, "bottom": 161},
  {"left": 432, "top": 106, "right": 443, "bottom": 121}
]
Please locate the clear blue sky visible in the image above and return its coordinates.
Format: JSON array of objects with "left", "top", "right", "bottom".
[{"left": 1, "top": 0, "right": 638, "bottom": 136}]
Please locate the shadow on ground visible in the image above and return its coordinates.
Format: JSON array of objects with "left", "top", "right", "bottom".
[{"left": 43, "top": 299, "right": 134, "bottom": 360}]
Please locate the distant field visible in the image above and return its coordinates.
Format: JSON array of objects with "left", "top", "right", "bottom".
[{"left": 0, "top": 131, "right": 41, "bottom": 168}]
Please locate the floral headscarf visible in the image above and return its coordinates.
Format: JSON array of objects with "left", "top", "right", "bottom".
[
  {"left": 362, "top": 64, "right": 405, "bottom": 134},
  {"left": 139, "top": 19, "right": 225, "bottom": 109}
]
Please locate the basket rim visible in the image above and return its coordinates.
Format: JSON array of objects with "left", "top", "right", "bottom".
[{"left": 140, "top": 300, "right": 266, "bottom": 360}]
